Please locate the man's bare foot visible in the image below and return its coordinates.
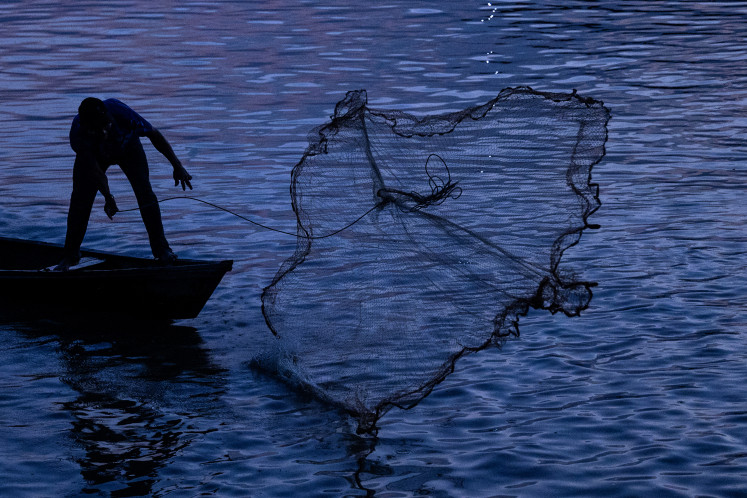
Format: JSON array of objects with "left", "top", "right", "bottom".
[
  {"left": 155, "top": 249, "right": 177, "bottom": 265},
  {"left": 53, "top": 256, "right": 80, "bottom": 271}
]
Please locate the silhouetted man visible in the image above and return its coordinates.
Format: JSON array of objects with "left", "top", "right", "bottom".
[{"left": 56, "top": 97, "right": 192, "bottom": 270}]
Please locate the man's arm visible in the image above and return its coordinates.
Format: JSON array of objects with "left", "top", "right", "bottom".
[
  {"left": 146, "top": 128, "right": 193, "bottom": 190},
  {"left": 78, "top": 151, "right": 118, "bottom": 219}
]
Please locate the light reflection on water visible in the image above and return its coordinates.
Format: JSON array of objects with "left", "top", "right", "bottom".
[{"left": 0, "top": 1, "right": 745, "bottom": 496}]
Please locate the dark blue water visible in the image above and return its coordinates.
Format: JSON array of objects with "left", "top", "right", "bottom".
[{"left": 1, "top": 1, "right": 745, "bottom": 496}]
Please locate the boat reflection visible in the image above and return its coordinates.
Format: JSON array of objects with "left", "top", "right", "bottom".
[{"left": 16, "top": 318, "right": 226, "bottom": 496}]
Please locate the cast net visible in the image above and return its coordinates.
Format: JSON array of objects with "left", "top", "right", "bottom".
[{"left": 259, "top": 87, "right": 610, "bottom": 432}]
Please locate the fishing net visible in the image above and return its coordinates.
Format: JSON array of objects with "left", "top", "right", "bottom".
[{"left": 259, "top": 87, "right": 610, "bottom": 432}]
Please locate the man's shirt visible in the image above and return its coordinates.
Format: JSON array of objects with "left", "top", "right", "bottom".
[{"left": 70, "top": 99, "right": 153, "bottom": 163}]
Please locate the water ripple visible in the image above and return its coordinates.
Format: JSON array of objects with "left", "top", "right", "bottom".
[{"left": 0, "top": 0, "right": 745, "bottom": 496}]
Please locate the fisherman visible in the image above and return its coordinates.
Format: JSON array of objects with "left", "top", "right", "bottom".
[{"left": 55, "top": 97, "right": 192, "bottom": 271}]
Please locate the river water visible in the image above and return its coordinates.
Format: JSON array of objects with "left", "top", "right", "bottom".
[{"left": 1, "top": 1, "right": 745, "bottom": 496}]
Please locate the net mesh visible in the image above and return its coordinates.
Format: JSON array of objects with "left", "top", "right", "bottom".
[{"left": 258, "top": 87, "right": 610, "bottom": 432}]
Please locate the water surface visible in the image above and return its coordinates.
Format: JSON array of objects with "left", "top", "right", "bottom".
[{"left": 0, "top": 1, "right": 745, "bottom": 496}]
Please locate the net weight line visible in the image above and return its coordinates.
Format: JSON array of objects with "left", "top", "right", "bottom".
[
  {"left": 118, "top": 154, "right": 455, "bottom": 241},
  {"left": 120, "top": 194, "right": 381, "bottom": 240}
]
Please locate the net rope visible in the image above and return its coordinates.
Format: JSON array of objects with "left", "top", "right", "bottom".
[{"left": 257, "top": 87, "right": 610, "bottom": 432}]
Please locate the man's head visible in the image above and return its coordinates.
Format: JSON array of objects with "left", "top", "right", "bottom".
[{"left": 78, "top": 97, "right": 111, "bottom": 137}]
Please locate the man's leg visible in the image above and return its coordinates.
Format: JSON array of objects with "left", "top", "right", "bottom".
[
  {"left": 119, "top": 141, "right": 173, "bottom": 260},
  {"left": 61, "top": 155, "right": 99, "bottom": 265}
]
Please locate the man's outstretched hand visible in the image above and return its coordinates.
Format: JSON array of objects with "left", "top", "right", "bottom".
[{"left": 173, "top": 164, "right": 193, "bottom": 190}]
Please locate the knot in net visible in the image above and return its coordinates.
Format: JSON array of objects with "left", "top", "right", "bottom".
[{"left": 259, "top": 87, "right": 610, "bottom": 432}]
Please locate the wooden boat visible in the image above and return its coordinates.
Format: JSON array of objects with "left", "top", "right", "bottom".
[{"left": 0, "top": 236, "right": 232, "bottom": 320}]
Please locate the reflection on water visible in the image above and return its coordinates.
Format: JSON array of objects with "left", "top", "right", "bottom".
[
  {"left": 16, "top": 321, "right": 226, "bottom": 496},
  {"left": 64, "top": 394, "right": 182, "bottom": 496}
]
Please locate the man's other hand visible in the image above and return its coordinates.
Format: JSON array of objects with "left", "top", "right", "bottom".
[{"left": 104, "top": 195, "right": 119, "bottom": 219}]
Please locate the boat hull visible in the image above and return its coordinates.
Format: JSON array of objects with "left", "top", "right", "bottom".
[{"left": 0, "top": 237, "right": 232, "bottom": 320}]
